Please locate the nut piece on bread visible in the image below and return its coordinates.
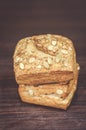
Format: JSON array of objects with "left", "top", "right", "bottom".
[{"left": 13, "top": 34, "right": 76, "bottom": 85}]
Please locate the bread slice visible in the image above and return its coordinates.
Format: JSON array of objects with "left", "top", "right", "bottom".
[
  {"left": 18, "top": 64, "right": 79, "bottom": 110},
  {"left": 13, "top": 34, "right": 76, "bottom": 85}
]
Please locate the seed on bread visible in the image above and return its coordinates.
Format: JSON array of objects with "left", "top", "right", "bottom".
[
  {"left": 28, "top": 89, "right": 34, "bottom": 96},
  {"left": 48, "top": 45, "right": 54, "bottom": 51},
  {"left": 19, "top": 63, "right": 24, "bottom": 69},
  {"left": 55, "top": 54, "right": 61, "bottom": 63},
  {"left": 63, "top": 58, "right": 69, "bottom": 67},
  {"left": 15, "top": 56, "right": 20, "bottom": 63},
  {"left": 56, "top": 89, "right": 63, "bottom": 95},
  {"left": 51, "top": 40, "right": 57, "bottom": 46},
  {"left": 47, "top": 57, "right": 52, "bottom": 65},
  {"left": 36, "top": 65, "right": 42, "bottom": 69},
  {"left": 61, "top": 49, "right": 68, "bottom": 54},
  {"left": 43, "top": 61, "right": 50, "bottom": 69},
  {"left": 77, "top": 65, "right": 80, "bottom": 70},
  {"left": 29, "top": 57, "right": 35, "bottom": 63}
]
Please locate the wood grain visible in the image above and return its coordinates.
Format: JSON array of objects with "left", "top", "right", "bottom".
[{"left": 0, "top": 0, "right": 86, "bottom": 130}]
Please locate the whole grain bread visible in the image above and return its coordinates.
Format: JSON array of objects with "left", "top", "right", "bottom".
[
  {"left": 18, "top": 64, "right": 79, "bottom": 110},
  {"left": 13, "top": 34, "right": 76, "bottom": 85}
]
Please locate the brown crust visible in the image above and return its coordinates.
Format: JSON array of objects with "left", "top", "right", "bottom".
[
  {"left": 13, "top": 34, "right": 80, "bottom": 109},
  {"left": 19, "top": 84, "right": 69, "bottom": 99},
  {"left": 13, "top": 34, "right": 76, "bottom": 85},
  {"left": 18, "top": 64, "right": 79, "bottom": 110},
  {"left": 16, "top": 71, "right": 73, "bottom": 85}
]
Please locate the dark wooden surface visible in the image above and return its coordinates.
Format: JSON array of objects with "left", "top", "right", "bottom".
[{"left": 0, "top": 0, "right": 86, "bottom": 130}]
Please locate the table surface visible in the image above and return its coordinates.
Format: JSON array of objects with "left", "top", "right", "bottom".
[{"left": 0, "top": 0, "right": 86, "bottom": 130}]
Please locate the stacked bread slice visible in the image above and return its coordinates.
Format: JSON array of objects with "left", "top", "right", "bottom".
[{"left": 13, "top": 34, "right": 80, "bottom": 110}]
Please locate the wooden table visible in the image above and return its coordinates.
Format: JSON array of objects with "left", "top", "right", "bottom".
[{"left": 0, "top": 0, "right": 86, "bottom": 130}]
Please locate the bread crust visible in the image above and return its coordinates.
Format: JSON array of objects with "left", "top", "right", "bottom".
[
  {"left": 13, "top": 34, "right": 76, "bottom": 85},
  {"left": 13, "top": 34, "right": 79, "bottom": 109},
  {"left": 16, "top": 71, "right": 73, "bottom": 85},
  {"left": 18, "top": 64, "right": 79, "bottom": 110}
]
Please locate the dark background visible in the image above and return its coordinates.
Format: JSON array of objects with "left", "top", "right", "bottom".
[{"left": 0, "top": 0, "right": 86, "bottom": 130}]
